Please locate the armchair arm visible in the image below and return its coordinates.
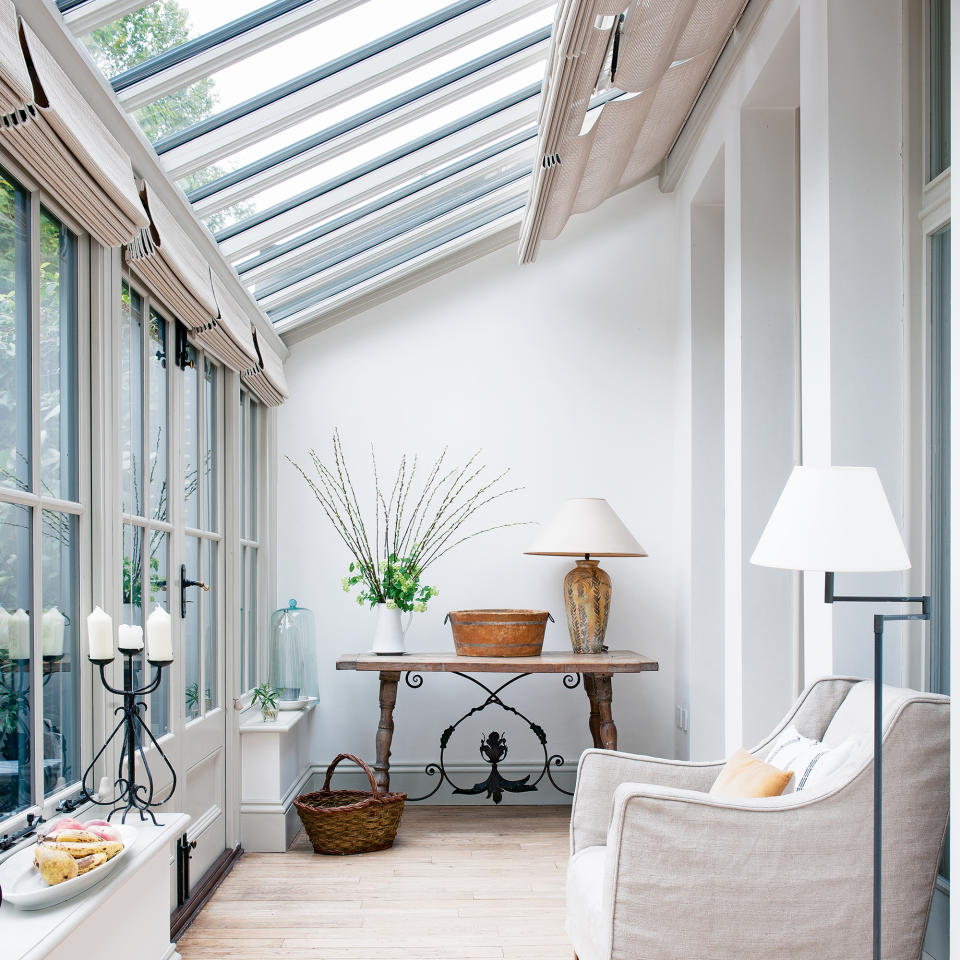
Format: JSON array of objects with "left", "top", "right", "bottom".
[
  {"left": 571, "top": 749, "right": 724, "bottom": 853},
  {"left": 599, "top": 780, "right": 871, "bottom": 960}
]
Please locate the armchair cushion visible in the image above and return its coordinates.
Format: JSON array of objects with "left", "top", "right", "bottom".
[
  {"left": 566, "top": 846, "right": 609, "bottom": 960},
  {"left": 708, "top": 748, "right": 792, "bottom": 798},
  {"left": 763, "top": 724, "right": 865, "bottom": 793}
]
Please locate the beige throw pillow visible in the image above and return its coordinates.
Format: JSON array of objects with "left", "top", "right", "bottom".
[{"left": 709, "top": 747, "right": 792, "bottom": 799}]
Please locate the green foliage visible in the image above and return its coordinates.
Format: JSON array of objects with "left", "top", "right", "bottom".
[
  {"left": 291, "top": 432, "right": 528, "bottom": 617},
  {"left": 342, "top": 556, "right": 439, "bottom": 613},
  {"left": 83, "top": 1, "right": 251, "bottom": 231},
  {"left": 251, "top": 682, "right": 278, "bottom": 711}
]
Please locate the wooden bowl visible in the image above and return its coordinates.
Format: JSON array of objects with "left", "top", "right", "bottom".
[{"left": 445, "top": 609, "right": 552, "bottom": 658}]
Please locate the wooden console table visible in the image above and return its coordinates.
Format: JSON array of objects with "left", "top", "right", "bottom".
[{"left": 336, "top": 650, "right": 657, "bottom": 801}]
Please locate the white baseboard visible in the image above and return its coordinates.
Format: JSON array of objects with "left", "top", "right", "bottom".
[{"left": 240, "top": 763, "right": 314, "bottom": 852}]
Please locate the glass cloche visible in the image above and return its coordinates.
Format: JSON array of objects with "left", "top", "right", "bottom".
[{"left": 269, "top": 599, "right": 319, "bottom": 707}]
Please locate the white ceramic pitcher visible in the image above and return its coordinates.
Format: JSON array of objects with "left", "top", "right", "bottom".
[{"left": 371, "top": 604, "right": 412, "bottom": 655}]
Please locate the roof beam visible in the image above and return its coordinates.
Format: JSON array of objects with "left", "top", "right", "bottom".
[
  {"left": 156, "top": 0, "right": 553, "bottom": 179},
  {"left": 188, "top": 30, "right": 549, "bottom": 217},
  {"left": 113, "top": 0, "right": 368, "bottom": 109}
]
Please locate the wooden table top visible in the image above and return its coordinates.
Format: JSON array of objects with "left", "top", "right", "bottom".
[{"left": 336, "top": 649, "right": 658, "bottom": 674}]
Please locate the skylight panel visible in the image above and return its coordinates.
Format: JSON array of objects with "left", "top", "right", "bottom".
[{"left": 197, "top": 61, "right": 545, "bottom": 234}]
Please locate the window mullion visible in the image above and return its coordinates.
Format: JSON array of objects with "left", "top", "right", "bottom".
[{"left": 28, "top": 191, "right": 43, "bottom": 812}]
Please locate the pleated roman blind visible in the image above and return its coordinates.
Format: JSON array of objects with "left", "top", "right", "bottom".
[
  {"left": 242, "top": 327, "right": 289, "bottom": 407},
  {"left": 189, "top": 270, "right": 258, "bottom": 373},
  {"left": 0, "top": 0, "right": 29, "bottom": 115},
  {"left": 0, "top": 16, "right": 148, "bottom": 247},
  {"left": 520, "top": 0, "right": 745, "bottom": 262},
  {"left": 125, "top": 181, "right": 218, "bottom": 330}
]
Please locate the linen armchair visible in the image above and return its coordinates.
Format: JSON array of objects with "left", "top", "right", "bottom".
[{"left": 567, "top": 677, "right": 949, "bottom": 960}]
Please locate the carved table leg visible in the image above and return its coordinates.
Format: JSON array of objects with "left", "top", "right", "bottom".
[
  {"left": 583, "top": 674, "right": 602, "bottom": 749},
  {"left": 591, "top": 675, "right": 617, "bottom": 751},
  {"left": 374, "top": 671, "right": 401, "bottom": 792}
]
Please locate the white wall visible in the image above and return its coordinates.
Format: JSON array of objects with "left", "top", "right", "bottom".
[{"left": 277, "top": 183, "right": 679, "bottom": 789}]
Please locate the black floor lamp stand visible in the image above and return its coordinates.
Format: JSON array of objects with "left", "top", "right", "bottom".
[{"left": 823, "top": 572, "right": 931, "bottom": 960}]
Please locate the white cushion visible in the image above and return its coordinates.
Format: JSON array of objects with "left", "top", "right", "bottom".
[
  {"left": 566, "top": 846, "right": 609, "bottom": 960},
  {"left": 763, "top": 724, "right": 865, "bottom": 794},
  {"left": 822, "top": 681, "right": 913, "bottom": 747}
]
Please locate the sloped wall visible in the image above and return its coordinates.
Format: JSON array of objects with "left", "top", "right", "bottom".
[{"left": 276, "top": 181, "right": 680, "bottom": 795}]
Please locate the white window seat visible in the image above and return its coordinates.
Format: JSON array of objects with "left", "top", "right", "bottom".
[{"left": 3, "top": 812, "right": 189, "bottom": 960}]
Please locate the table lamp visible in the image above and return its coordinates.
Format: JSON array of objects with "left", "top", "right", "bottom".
[
  {"left": 751, "top": 465, "right": 928, "bottom": 960},
  {"left": 525, "top": 498, "right": 646, "bottom": 653}
]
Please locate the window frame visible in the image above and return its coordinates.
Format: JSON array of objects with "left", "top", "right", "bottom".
[
  {"left": 239, "top": 388, "right": 265, "bottom": 694},
  {"left": 0, "top": 149, "right": 92, "bottom": 832}
]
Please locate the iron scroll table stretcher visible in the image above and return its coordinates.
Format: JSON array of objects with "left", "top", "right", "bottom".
[{"left": 335, "top": 650, "right": 658, "bottom": 802}]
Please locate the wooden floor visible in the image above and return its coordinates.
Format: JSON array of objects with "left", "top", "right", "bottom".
[{"left": 177, "top": 806, "right": 572, "bottom": 959}]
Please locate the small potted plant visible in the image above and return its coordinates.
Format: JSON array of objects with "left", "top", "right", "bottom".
[{"left": 252, "top": 682, "right": 279, "bottom": 722}]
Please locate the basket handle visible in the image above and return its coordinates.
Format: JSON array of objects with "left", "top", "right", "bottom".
[{"left": 323, "top": 753, "right": 381, "bottom": 797}]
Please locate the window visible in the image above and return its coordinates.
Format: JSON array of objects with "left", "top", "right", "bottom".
[
  {"left": 929, "top": 0, "right": 950, "bottom": 180},
  {"left": 120, "top": 281, "right": 172, "bottom": 736},
  {"left": 183, "top": 349, "right": 222, "bottom": 720},
  {"left": 239, "top": 390, "right": 261, "bottom": 692},
  {"left": 0, "top": 167, "right": 83, "bottom": 821}
]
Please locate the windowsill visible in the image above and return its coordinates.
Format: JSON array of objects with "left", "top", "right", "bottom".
[{"left": 239, "top": 701, "right": 315, "bottom": 734}]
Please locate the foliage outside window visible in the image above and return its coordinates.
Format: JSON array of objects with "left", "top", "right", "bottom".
[
  {"left": 82, "top": 0, "right": 251, "bottom": 232},
  {"left": 0, "top": 167, "right": 82, "bottom": 822}
]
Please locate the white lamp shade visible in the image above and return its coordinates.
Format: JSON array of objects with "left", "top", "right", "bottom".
[
  {"left": 750, "top": 466, "right": 910, "bottom": 572},
  {"left": 524, "top": 498, "right": 646, "bottom": 557}
]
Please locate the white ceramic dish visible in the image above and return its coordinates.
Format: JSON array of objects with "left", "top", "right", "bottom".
[
  {"left": 278, "top": 695, "right": 311, "bottom": 710},
  {"left": 0, "top": 824, "right": 137, "bottom": 910}
]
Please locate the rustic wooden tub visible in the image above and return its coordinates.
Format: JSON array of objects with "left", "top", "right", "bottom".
[{"left": 444, "top": 609, "right": 553, "bottom": 657}]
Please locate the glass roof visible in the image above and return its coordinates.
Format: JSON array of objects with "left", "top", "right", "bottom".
[{"left": 61, "top": 0, "right": 560, "bottom": 331}]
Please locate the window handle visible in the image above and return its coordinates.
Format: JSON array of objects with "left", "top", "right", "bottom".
[{"left": 180, "top": 563, "right": 209, "bottom": 618}]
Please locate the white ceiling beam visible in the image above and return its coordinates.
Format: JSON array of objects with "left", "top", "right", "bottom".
[{"left": 158, "top": 0, "right": 553, "bottom": 179}]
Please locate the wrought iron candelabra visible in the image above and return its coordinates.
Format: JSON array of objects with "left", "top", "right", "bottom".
[{"left": 80, "top": 651, "right": 176, "bottom": 824}]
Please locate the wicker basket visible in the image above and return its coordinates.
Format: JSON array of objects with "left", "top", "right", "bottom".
[{"left": 294, "top": 753, "right": 406, "bottom": 855}]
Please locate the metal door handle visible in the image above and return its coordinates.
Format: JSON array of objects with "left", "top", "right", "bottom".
[{"left": 180, "top": 563, "right": 209, "bottom": 618}]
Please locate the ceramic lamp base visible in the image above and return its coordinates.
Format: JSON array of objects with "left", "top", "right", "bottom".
[{"left": 563, "top": 559, "right": 611, "bottom": 654}]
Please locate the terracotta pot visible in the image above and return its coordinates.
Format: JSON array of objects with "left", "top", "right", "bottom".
[{"left": 445, "top": 609, "right": 553, "bottom": 657}]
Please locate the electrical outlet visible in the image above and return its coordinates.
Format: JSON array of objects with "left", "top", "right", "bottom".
[{"left": 676, "top": 704, "right": 689, "bottom": 733}]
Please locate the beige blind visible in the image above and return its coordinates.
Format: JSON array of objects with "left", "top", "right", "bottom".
[
  {"left": 125, "top": 182, "right": 218, "bottom": 330},
  {"left": 0, "top": 1, "right": 29, "bottom": 115},
  {"left": 189, "top": 270, "right": 258, "bottom": 373},
  {"left": 520, "top": 0, "right": 745, "bottom": 262},
  {"left": 0, "top": 19, "right": 147, "bottom": 247},
  {"left": 241, "top": 328, "right": 288, "bottom": 407}
]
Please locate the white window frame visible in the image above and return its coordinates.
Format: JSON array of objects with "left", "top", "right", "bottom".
[{"left": 0, "top": 149, "right": 92, "bottom": 833}]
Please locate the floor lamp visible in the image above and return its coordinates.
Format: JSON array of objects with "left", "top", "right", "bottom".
[{"left": 750, "top": 466, "right": 930, "bottom": 960}]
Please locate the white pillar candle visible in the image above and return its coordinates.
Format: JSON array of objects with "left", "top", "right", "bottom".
[
  {"left": 10, "top": 609, "right": 30, "bottom": 660},
  {"left": 0, "top": 605, "right": 10, "bottom": 657},
  {"left": 146, "top": 606, "right": 173, "bottom": 662},
  {"left": 117, "top": 623, "right": 144, "bottom": 652},
  {"left": 42, "top": 607, "right": 66, "bottom": 657},
  {"left": 86, "top": 606, "right": 114, "bottom": 661}
]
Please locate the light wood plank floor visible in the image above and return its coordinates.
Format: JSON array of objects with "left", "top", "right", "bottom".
[{"left": 177, "top": 805, "right": 572, "bottom": 960}]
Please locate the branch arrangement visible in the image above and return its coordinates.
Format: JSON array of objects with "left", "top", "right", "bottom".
[{"left": 289, "top": 432, "right": 528, "bottom": 613}]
